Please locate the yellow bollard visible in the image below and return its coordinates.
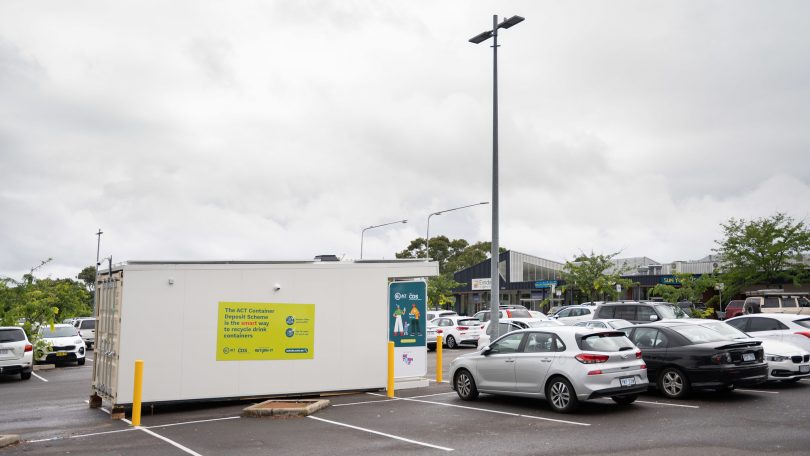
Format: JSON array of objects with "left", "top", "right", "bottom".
[
  {"left": 436, "top": 335, "right": 443, "bottom": 383},
  {"left": 132, "top": 359, "right": 144, "bottom": 426},
  {"left": 387, "top": 341, "right": 395, "bottom": 398}
]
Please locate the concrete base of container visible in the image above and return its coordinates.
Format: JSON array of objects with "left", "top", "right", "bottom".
[
  {"left": 242, "top": 399, "right": 330, "bottom": 418},
  {"left": 395, "top": 376, "right": 430, "bottom": 390}
]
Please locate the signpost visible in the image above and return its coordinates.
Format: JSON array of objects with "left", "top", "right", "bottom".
[{"left": 388, "top": 280, "right": 427, "bottom": 378}]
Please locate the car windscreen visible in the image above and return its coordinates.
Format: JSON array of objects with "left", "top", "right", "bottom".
[
  {"left": 794, "top": 318, "right": 810, "bottom": 329},
  {"left": 39, "top": 326, "right": 78, "bottom": 338},
  {"left": 79, "top": 320, "right": 96, "bottom": 329},
  {"left": 0, "top": 328, "right": 26, "bottom": 342},
  {"left": 656, "top": 305, "right": 689, "bottom": 319},
  {"left": 700, "top": 321, "right": 749, "bottom": 339},
  {"left": 578, "top": 332, "right": 635, "bottom": 352},
  {"left": 670, "top": 325, "right": 730, "bottom": 344}
]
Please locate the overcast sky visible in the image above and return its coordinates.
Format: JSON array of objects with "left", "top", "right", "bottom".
[{"left": 1, "top": 0, "right": 809, "bottom": 281}]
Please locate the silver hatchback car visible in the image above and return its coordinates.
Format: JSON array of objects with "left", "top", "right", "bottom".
[{"left": 449, "top": 326, "right": 648, "bottom": 413}]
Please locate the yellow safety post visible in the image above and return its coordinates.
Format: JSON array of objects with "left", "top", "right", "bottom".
[
  {"left": 436, "top": 335, "right": 443, "bottom": 383},
  {"left": 387, "top": 341, "right": 395, "bottom": 398},
  {"left": 131, "top": 359, "right": 144, "bottom": 426}
]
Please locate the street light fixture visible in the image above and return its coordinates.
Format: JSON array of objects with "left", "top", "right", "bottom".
[
  {"left": 425, "top": 202, "right": 489, "bottom": 260},
  {"left": 360, "top": 219, "right": 408, "bottom": 259},
  {"left": 469, "top": 14, "right": 524, "bottom": 339}
]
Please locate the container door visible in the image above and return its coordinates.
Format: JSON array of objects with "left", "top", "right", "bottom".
[{"left": 92, "top": 271, "right": 123, "bottom": 403}]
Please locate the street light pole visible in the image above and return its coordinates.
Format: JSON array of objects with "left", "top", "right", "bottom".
[
  {"left": 469, "top": 14, "right": 524, "bottom": 340},
  {"left": 360, "top": 219, "right": 408, "bottom": 259},
  {"left": 425, "top": 202, "right": 489, "bottom": 260},
  {"left": 93, "top": 229, "right": 102, "bottom": 313}
]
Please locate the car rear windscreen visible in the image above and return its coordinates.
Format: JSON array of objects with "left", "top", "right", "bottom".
[
  {"left": 79, "top": 320, "right": 95, "bottom": 329},
  {"left": 794, "top": 319, "right": 810, "bottom": 329},
  {"left": 578, "top": 332, "right": 635, "bottom": 352},
  {"left": 458, "top": 319, "right": 481, "bottom": 326},
  {"left": 0, "top": 328, "right": 26, "bottom": 342},
  {"left": 506, "top": 309, "right": 532, "bottom": 318}
]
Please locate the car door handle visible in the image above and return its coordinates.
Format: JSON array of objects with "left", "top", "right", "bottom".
[
  {"left": 540, "top": 359, "right": 552, "bottom": 363},
  {"left": 504, "top": 359, "right": 515, "bottom": 363}
]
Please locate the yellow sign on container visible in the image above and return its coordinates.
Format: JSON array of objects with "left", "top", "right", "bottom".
[{"left": 216, "top": 302, "right": 314, "bottom": 361}]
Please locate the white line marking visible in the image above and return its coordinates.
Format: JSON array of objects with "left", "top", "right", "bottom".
[
  {"left": 333, "top": 398, "right": 398, "bottom": 407},
  {"left": 32, "top": 372, "right": 48, "bottom": 382},
  {"left": 634, "top": 400, "right": 700, "bottom": 409},
  {"left": 428, "top": 379, "right": 450, "bottom": 384},
  {"left": 408, "top": 392, "right": 457, "bottom": 399},
  {"left": 28, "top": 427, "right": 137, "bottom": 443},
  {"left": 367, "top": 392, "right": 590, "bottom": 426},
  {"left": 85, "top": 358, "right": 93, "bottom": 363},
  {"left": 138, "top": 427, "right": 205, "bottom": 456},
  {"left": 148, "top": 416, "right": 240, "bottom": 429},
  {"left": 307, "top": 416, "right": 454, "bottom": 452},
  {"left": 736, "top": 389, "right": 779, "bottom": 394}
]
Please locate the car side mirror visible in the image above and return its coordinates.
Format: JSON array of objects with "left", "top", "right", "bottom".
[
  {"left": 650, "top": 314, "right": 659, "bottom": 321},
  {"left": 481, "top": 345, "right": 492, "bottom": 355}
]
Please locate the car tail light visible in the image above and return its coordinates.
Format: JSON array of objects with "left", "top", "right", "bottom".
[
  {"left": 635, "top": 351, "right": 642, "bottom": 359},
  {"left": 24, "top": 344, "right": 33, "bottom": 352},
  {"left": 575, "top": 353, "right": 609, "bottom": 364},
  {"left": 587, "top": 369, "right": 603, "bottom": 376},
  {"left": 457, "top": 326, "right": 469, "bottom": 330},
  {"left": 640, "top": 364, "right": 647, "bottom": 369},
  {"left": 505, "top": 310, "right": 513, "bottom": 318},
  {"left": 795, "top": 332, "right": 810, "bottom": 339},
  {"left": 711, "top": 352, "right": 732, "bottom": 364},
  {"left": 436, "top": 329, "right": 443, "bottom": 334}
]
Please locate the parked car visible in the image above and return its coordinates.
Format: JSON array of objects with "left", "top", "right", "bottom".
[
  {"left": 0, "top": 326, "right": 33, "bottom": 380},
  {"left": 547, "top": 305, "right": 568, "bottom": 316},
  {"left": 680, "top": 319, "right": 810, "bottom": 383},
  {"left": 594, "top": 301, "right": 689, "bottom": 325},
  {"left": 620, "top": 321, "right": 767, "bottom": 398},
  {"left": 450, "top": 327, "right": 648, "bottom": 413},
  {"left": 549, "top": 305, "right": 595, "bottom": 325},
  {"left": 427, "top": 321, "right": 438, "bottom": 351},
  {"left": 477, "top": 319, "right": 565, "bottom": 350},
  {"left": 472, "top": 307, "right": 534, "bottom": 322},
  {"left": 725, "top": 314, "right": 810, "bottom": 352},
  {"left": 740, "top": 291, "right": 810, "bottom": 315},
  {"left": 73, "top": 317, "right": 96, "bottom": 349},
  {"left": 37, "top": 324, "right": 86, "bottom": 365},
  {"left": 431, "top": 316, "right": 485, "bottom": 349},
  {"left": 426, "top": 310, "right": 458, "bottom": 321},
  {"left": 723, "top": 300, "right": 746, "bottom": 320},
  {"left": 575, "top": 319, "right": 633, "bottom": 330}
]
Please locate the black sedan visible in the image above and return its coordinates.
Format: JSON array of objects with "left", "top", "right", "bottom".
[{"left": 621, "top": 321, "right": 767, "bottom": 399}]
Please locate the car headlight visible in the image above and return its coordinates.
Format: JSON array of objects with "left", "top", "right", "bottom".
[
  {"left": 766, "top": 354, "right": 788, "bottom": 362},
  {"left": 74, "top": 339, "right": 83, "bottom": 344}
]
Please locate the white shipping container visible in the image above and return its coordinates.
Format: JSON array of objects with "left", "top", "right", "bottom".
[{"left": 90, "top": 259, "right": 438, "bottom": 412}]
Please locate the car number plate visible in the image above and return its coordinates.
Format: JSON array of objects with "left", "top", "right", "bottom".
[
  {"left": 56, "top": 351, "right": 67, "bottom": 357},
  {"left": 743, "top": 353, "right": 755, "bottom": 362},
  {"left": 0, "top": 349, "right": 8, "bottom": 355},
  {"left": 620, "top": 377, "right": 635, "bottom": 387},
  {"left": 800, "top": 365, "right": 810, "bottom": 373}
]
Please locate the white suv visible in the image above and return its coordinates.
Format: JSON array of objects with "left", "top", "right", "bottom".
[
  {"left": 0, "top": 326, "right": 34, "bottom": 380},
  {"left": 550, "top": 305, "right": 595, "bottom": 325},
  {"left": 74, "top": 317, "right": 96, "bottom": 349},
  {"left": 38, "top": 324, "right": 86, "bottom": 365}
]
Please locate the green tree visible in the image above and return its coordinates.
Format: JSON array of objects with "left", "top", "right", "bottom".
[
  {"left": 561, "top": 251, "right": 636, "bottom": 303},
  {"left": 649, "top": 273, "right": 717, "bottom": 317},
  {"left": 714, "top": 213, "right": 810, "bottom": 288},
  {"left": 397, "top": 237, "right": 506, "bottom": 309}
]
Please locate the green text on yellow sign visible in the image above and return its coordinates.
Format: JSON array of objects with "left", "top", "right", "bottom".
[{"left": 216, "top": 302, "right": 314, "bottom": 361}]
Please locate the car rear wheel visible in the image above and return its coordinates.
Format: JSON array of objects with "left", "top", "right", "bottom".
[
  {"left": 546, "top": 377, "right": 579, "bottom": 413},
  {"left": 454, "top": 369, "right": 478, "bottom": 401},
  {"left": 445, "top": 335, "right": 457, "bottom": 349},
  {"left": 611, "top": 394, "right": 638, "bottom": 405},
  {"left": 78, "top": 358, "right": 86, "bottom": 366},
  {"left": 659, "top": 367, "right": 689, "bottom": 399},
  {"left": 21, "top": 371, "right": 32, "bottom": 380}
]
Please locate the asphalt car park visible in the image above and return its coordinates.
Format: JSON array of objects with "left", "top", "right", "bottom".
[{"left": 2, "top": 348, "right": 810, "bottom": 455}]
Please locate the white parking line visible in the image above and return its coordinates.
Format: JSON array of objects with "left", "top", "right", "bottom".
[
  {"left": 138, "top": 426, "right": 205, "bottom": 456},
  {"left": 736, "top": 389, "right": 779, "bottom": 394},
  {"left": 307, "top": 416, "right": 454, "bottom": 452},
  {"left": 367, "top": 392, "right": 591, "bottom": 426},
  {"left": 634, "top": 400, "right": 699, "bottom": 409},
  {"left": 332, "top": 398, "right": 398, "bottom": 407},
  {"left": 408, "top": 392, "right": 457, "bottom": 399},
  {"left": 31, "top": 372, "right": 48, "bottom": 382}
]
